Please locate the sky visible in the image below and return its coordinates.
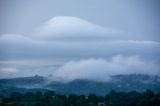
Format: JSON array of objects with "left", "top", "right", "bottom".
[{"left": 0, "top": 0, "right": 160, "bottom": 81}]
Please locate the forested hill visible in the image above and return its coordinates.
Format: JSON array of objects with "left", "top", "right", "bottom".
[{"left": 0, "top": 74, "right": 160, "bottom": 96}]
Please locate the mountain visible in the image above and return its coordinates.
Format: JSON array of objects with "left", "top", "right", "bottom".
[
  {"left": 0, "top": 74, "right": 160, "bottom": 95},
  {"left": 0, "top": 75, "right": 45, "bottom": 88},
  {"left": 46, "top": 74, "right": 160, "bottom": 95}
]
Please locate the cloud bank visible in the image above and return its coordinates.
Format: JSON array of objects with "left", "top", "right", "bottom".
[
  {"left": 52, "top": 55, "right": 160, "bottom": 82},
  {"left": 0, "top": 55, "right": 159, "bottom": 80},
  {"left": 0, "top": 34, "right": 159, "bottom": 60}
]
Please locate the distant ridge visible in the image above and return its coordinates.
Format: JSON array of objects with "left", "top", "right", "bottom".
[{"left": 0, "top": 74, "right": 160, "bottom": 95}]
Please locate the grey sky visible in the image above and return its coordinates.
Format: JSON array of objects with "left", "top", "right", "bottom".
[
  {"left": 0, "top": 0, "right": 160, "bottom": 40},
  {"left": 0, "top": 0, "right": 160, "bottom": 80}
]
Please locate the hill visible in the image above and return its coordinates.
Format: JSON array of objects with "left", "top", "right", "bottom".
[{"left": 0, "top": 74, "right": 160, "bottom": 95}]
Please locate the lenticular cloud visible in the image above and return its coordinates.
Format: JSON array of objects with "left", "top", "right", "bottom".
[
  {"left": 32, "top": 16, "right": 124, "bottom": 41},
  {"left": 52, "top": 55, "right": 160, "bottom": 82}
]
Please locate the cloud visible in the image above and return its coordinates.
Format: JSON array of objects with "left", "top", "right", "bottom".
[
  {"left": 0, "top": 16, "right": 160, "bottom": 79},
  {"left": 0, "top": 67, "right": 19, "bottom": 78},
  {"left": 0, "top": 67, "right": 18, "bottom": 73},
  {"left": 0, "top": 55, "right": 159, "bottom": 80},
  {"left": 32, "top": 16, "right": 129, "bottom": 41},
  {"left": 32, "top": 16, "right": 158, "bottom": 41},
  {"left": 52, "top": 55, "right": 160, "bottom": 82},
  {"left": 0, "top": 34, "right": 159, "bottom": 60},
  {"left": 0, "top": 65, "right": 58, "bottom": 79}
]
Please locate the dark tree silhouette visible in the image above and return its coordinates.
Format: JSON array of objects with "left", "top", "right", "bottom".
[{"left": 0, "top": 89, "right": 160, "bottom": 106}]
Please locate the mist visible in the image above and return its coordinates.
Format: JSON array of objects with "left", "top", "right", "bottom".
[{"left": 50, "top": 55, "right": 160, "bottom": 82}]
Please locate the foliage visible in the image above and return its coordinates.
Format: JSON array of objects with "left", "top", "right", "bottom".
[{"left": 0, "top": 90, "right": 160, "bottom": 106}]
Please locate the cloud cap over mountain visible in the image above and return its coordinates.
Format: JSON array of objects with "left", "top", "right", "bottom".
[{"left": 32, "top": 16, "right": 148, "bottom": 41}]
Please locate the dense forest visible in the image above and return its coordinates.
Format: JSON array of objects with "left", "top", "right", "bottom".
[{"left": 0, "top": 90, "right": 160, "bottom": 106}]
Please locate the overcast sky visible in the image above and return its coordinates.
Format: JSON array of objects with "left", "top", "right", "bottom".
[{"left": 0, "top": 0, "right": 160, "bottom": 81}]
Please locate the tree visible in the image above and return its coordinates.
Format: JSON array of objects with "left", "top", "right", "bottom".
[
  {"left": 34, "top": 91, "right": 42, "bottom": 106},
  {"left": 88, "top": 93, "right": 98, "bottom": 105},
  {"left": 105, "top": 90, "right": 118, "bottom": 105},
  {"left": 68, "top": 94, "right": 78, "bottom": 105},
  {"left": 24, "top": 92, "right": 34, "bottom": 102},
  {"left": 51, "top": 94, "right": 66, "bottom": 106},
  {"left": 145, "top": 89, "right": 155, "bottom": 99},
  {"left": 44, "top": 90, "right": 55, "bottom": 97},
  {"left": 76, "top": 95, "right": 87, "bottom": 106},
  {"left": 10, "top": 92, "right": 22, "bottom": 101}
]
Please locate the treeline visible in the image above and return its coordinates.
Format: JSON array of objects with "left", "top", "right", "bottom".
[{"left": 0, "top": 90, "right": 160, "bottom": 106}]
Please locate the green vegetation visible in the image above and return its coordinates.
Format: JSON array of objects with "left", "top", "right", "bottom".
[{"left": 0, "top": 90, "right": 160, "bottom": 106}]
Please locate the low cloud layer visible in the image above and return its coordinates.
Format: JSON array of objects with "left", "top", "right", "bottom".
[
  {"left": 52, "top": 55, "right": 160, "bottom": 82},
  {"left": 0, "top": 34, "right": 159, "bottom": 60},
  {"left": 1, "top": 55, "right": 159, "bottom": 81}
]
